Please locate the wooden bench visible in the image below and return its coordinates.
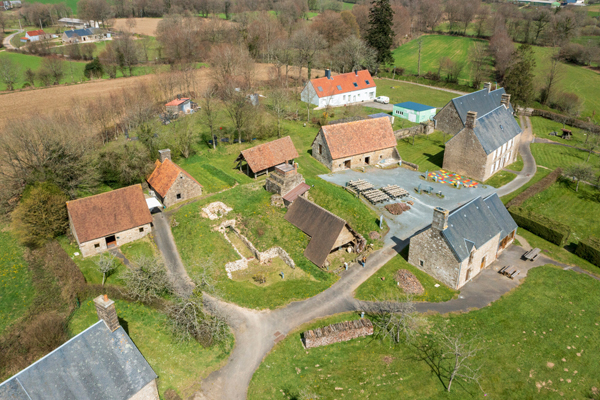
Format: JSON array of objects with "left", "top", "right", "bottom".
[{"left": 523, "top": 248, "right": 541, "bottom": 261}]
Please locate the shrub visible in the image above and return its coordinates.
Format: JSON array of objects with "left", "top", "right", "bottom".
[
  {"left": 424, "top": 71, "right": 440, "bottom": 81},
  {"left": 575, "top": 237, "right": 600, "bottom": 268},
  {"left": 508, "top": 207, "right": 571, "bottom": 246},
  {"left": 506, "top": 168, "right": 562, "bottom": 208},
  {"left": 393, "top": 67, "right": 405, "bottom": 76},
  {"left": 253, "top": 273, "right": 266, "bottom": 284},
  {"left": 551, "top": 92, "right": 582, "bottom": 116}
]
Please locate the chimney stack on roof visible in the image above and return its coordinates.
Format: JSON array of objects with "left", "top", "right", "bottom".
[
  {"left": 354, "top": 69, "right": 358, "bottom": 76},
  {"left": 484, "top": 82, "right": 492, "bottom": 93},
  {"left": 158, "top": 149, "right": 171, "bottom": 162},
  {"left": 432, "top": 207, "right": 449, "bottom": 232},
  {"left": 465, "top": 111, "right": 477, "bottom": 129},
  {"left": 93, "top": 294, "right": 120, "bottom": 332},
  {"left": 325, "top": 69, "right": 331, "bottom": 80},
  {"left": 501, "top": 93, "right": 511, "bottom": 109}
]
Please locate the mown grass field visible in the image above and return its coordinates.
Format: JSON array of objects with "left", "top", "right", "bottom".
[
  {"left": 530, "top": 143, "right": 600, "bottom": 175},
  {"left": 530, "top": 116, "right": 590, "bottom": 148},
  {"left": 248, "top": 266, "right": 600, "bottom": 399},
  {"left": 0, "top": 229, "right": 34, "bottom": 334},
  {"left": 396, "top": 131, "right": 447, "bottom": 172},
  {"left": 501, "top": 168, "right": 552, "bottom": 205},
  {"left": 120, "top": 237, "right": 157, "bottom": 261},
  {"left": 374, "top": 78, "right": 457, "bottom": 108},
  {"left": 22, "top": 0, "right": 79, "bottom": 12},
  {"left": 69, "top": 298, "right": 232, "bottom": 398},
  {"left": 484, "top": 170, "right": 517, "bottom": 188}
]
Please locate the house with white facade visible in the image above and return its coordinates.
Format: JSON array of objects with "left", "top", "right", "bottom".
[
  {"left": 24, "top": 29, "right": 49, "bottom": 42},
  {"left": 301, "top": 69, "right": 376, "bottom": 108}
]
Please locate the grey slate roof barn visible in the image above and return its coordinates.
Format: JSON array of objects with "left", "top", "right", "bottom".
[{"left": 408, "top": 193, "right": 517, "bottom": 289}]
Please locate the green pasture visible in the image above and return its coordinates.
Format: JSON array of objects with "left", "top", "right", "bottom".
[{"left": 396, "top": 131, "right": 447, "bottom": 172}]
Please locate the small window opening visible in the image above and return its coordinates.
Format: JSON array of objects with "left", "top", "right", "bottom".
[
  {"left": 94, "top": 243, "right": 100, "bottom": 248},
  {"left": 176, "top": 194, "right": 182, "bottom": 199},
  {"left": 139, "top": 227, "right": 144, "bottom": 233},
  {"left": 419, "top": 260, "right": 424, "bottom": 267},
  {"left": 353, "top": 82, "right": 358, "bottom": 87}
]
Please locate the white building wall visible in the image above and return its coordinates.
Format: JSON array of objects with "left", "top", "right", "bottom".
[
  {"left": 301, "top": 83, "right": 320, "bottom": 106},
  {"left": 301, "top": 84, "right": 376, "bottom": 107}
]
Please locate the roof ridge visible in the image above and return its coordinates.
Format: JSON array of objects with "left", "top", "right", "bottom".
[
  {"left": 448, "top": 196, "right": 482, "bottom": 218},
  {"left": 475, "top": 105, "right": 507, "bottom": 121},
  {"left": 297, "top": 197, "right": 346, "bottom": 224},
  {"left": 67, "top": 184, "right": 142, "bottom": 204}
]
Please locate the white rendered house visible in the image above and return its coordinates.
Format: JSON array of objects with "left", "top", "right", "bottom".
[{"left": 301, "top": 69, "right": 377, "bottom": 107}]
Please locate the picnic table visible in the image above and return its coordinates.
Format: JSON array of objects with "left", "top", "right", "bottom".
[
  {"left": 523, "top": 248, "right": 541, "bottom": 261},
  {"left": 499, "top": 265, "right": 520, "bottom": 279}
]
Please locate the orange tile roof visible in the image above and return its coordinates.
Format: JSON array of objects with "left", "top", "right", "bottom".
[
  {"left": 26, "top": 30, "right": 46, "bottom": 36},
  {"left": 147, "top": 158, "right": 202, "bottom": 198},
  {"left": 310, "top": 70, "right": 375, "bottom": 98},
  {"left": 66, "top": 185, "right": 152, "bottom": 243},
  {"left": 239, "top": 136, "right": 299, "bottom": 173},
  {"left": 165, "top": 98, "right": 190, "bottom": 106},
  {"left": 318, "top": 117, "right": 397, "bottom": 160}
]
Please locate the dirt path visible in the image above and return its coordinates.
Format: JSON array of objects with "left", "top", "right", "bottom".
[{"left": 2, "top": 30, "right": 21, "bottom": 50}]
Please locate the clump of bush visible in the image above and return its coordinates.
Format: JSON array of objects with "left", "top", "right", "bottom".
[
  {"left": 508, "top": 207, "right": 571, "bottom": 246},
  {"left": 575, "top": 237, "right": 600, "bottom": 268}
]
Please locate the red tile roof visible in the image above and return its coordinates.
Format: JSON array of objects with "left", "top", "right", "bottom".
[
  {"left": 283, "top": 183, "right": 310, "bottom": 203},
  {"left": 239, "top": 136, "right": 299, "bottom": 173},
  {"left": 310, "top": 70, "right": 376, "bottom": 98},
  {"left": 165, "top": 98, "right": 190, "bottom": 106},
  {"left": 66, "top": 185, "right": 152, "bottom": 243},
  {"left": 147, "top": 158, "right": 202, "bottom": 198},
  {"left": 26, "top": 30, "right": 46, "bottom": 37},
  {"left": 318, "top": 117, "right": 397, "bottom": 160}
]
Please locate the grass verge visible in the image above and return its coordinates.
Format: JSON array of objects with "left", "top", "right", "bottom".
[{"left": 484, "top": 170, "right": 517, "bottom": 188}]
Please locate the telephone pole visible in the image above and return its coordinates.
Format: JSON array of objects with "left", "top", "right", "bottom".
[{"left": 417, "top": 39, "right": 422, "bottom": 77}]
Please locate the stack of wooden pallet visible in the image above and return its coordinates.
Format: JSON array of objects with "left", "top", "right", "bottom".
[
  {"left": 362, "top": 189, "right": 391, "bottom": 204},
  {"left": 381, "top": 185, "right": 409, "bottom": 199},
  {"left": 347, "top": 179, "right": 374, "bottom": 193}
]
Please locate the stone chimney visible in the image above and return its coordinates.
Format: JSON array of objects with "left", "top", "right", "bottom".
[
  {"left": 432, "top": 207, "right": 449, "bottom": 232},
  {"left": 484, "top": 82, "right": 492, "bottom": 93},
  {"left": 158, "top": 149, "right": 171, "bottom": 162},
  {"left": 325, "top": 69, "right": 331, "bottom": 80},
  {"left": 94, "top": 294, "right": 120, "bottom": 332},
  {"left": 465, "top": 111, "right": 477, "bottom": 129},
  {"left": 354, "top": 69, "right": 358, "bottom": 76},
  {"left": 501, "top": 93, "right": 511, "bottom": 109}
]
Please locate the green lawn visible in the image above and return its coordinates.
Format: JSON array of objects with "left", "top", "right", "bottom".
[
  {"left": 374, "top": 78, "right": 457, "bottom": 108},
  {"left": 484, "top": 170, "right": 517, "bottom": 188},
  {"left": 507, "top": 154, "right": 524, "bottom": 172},
  {"left": 501, "top": 168, "right": 552, "bottom": 205},
  {"left": 22, "top": 0, "right": 78, "bottom": 12},
  {"left": 530, "top": 116, "right": 590, "bottom": 148},
  {"left": 249, "top": 266, "right": 600, "bottom": 399},
  {"left": 342, "top": 2, "right": 355, "bottom": 10},
  {"left": 530, "top": 143, "right": 600, "bottom": 175},
  {"left": 178, "top": 154, "right": 241, "bottom": 194},
  {"left": 396, "top": 131, "right": 447, "bottom": 172},
  {"left": 69, "top": 298, "right": 232, "bottom": 398},
  {"left": 57, "top": 236, "right": 127, "bottom": 286},
  {"left": 354, "top": 250, "right": 458, "bottom": 303},
  {"left": 0, "top": 229, "right": 34, "bottom": 334},
  {"left": 120, "top": 237, "right": 157, "bottom": 261}
]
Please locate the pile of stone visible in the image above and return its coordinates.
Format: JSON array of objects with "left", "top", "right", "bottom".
[
  {"left": 202, "top": 202, "right": 233, "bottom": 220},
  {"left": 303, "top": 319, "right": 373, "bottom": 349},
  {"left": 394, "top": 269, "right": 424, "bottom": 295},
  {"left": 385, "top": 202, "right": 411, "bottom": 215}
]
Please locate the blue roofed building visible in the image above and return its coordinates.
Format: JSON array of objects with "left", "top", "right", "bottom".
[
  {"left": 408, "top": 193, "right": 518, "bottom": 289},
  {"left": 392, "top": 101, "right": 436, "bottom": 123},
  {"left": 62, "top": 28, "right": 106, "bottom": 43}
]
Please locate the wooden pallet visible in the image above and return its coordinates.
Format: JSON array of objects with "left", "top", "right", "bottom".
[
  {"left": 381, "top": 185, "right": 409, "bottom": 199},
  {"left": 362, "top": 189, "right": 391, "bottom": 204},
  {"left": 347, "top": 179, "right": 374, "bottom": 193}
]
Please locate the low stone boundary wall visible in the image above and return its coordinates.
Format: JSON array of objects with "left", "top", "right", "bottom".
[
  {"left": 400, "top": 160, "right": 418, "bottom": 171},
  {"left": 302, "top": 319, "right": 373, "bottom": 349},
  {"left": 394, "top": 121, "right": 434, "bottom": 140}
]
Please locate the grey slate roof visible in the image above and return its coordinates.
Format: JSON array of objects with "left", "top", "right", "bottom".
[
  {"left": 452, "top": 87, "right": 514, "bottom": 124},
  {"left": 0, "top": 321, "right": 157, "bottom": 400},
  {"left": 472, "top": 105, "right": 522, "bottom": 154},
  {"left": 63, "top": 28, "right": 94, "bottom": 38},
  {"left": 441, "top": 194, "right": 517, "bottom": 262}
]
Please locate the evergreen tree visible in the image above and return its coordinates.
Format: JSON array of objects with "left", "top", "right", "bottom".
[
  {"left": 503, "top": 44, "right": 536, "bottom": 105},
  {"left": 366, "top": 0, "right": 395, "bottom": 66}
]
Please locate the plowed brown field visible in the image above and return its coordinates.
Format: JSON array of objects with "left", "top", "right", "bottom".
[{"left": 112, "top": 18, "right": 163, "bottom": 36}]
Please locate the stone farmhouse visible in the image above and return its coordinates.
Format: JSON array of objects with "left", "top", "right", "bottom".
[
  {"left": 265, "top": 162, "right": 310, "bottom": 206},
  {"left": 285, "top": 197, "right": 366, "bottom": 267},
  {"left": 442, "top": 104, "right": 522, "bottom": 182},
  {"left": 301, "top": 69, "right": 376, "bottom": 107},
  {"left": 434, "top": 83, "right": 514, "bottom": 135},
  {"left": 62, "top": 28, "right": 106, "bottom": 43},
  {"left": 147, "top": 149, "right": 203, "bottom": 207},
  {"left": 235, "top": 136, "right": 299, "bottom": 178},
  {"left": 0, "top": 295, "right": 159, "bottom": 400},
  {"left": 312, "top": 117, "right": 399, "bottom": 172},
  {"left": 408, "top": 193, "right": 517, "bottom": 290},
  {"left": 67, "top": 185, "right": 152, "bottom": 257}
]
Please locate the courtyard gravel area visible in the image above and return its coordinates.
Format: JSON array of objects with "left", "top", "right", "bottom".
[{"left": 319, "top": 166, "right": 496, "bottom": 246}]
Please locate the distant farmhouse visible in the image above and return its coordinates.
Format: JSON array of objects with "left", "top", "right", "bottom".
[
  {"left": 0, "top": 295, "right": 159, "bottom": 400},
  {"left": 147, "top": 149, "right": 203, "bottom": 207},
  {"left": 442, "top": 102, "right": 522, "bottom": 182},
  {"left": 22, "top": 29, "right": 50, "bottom": 42},
  {"left": 58, "top": 18, "right": 99, "bottom": 29},
  {"left": 301, "top": 69, "right": 376, "bottom": 107},
  {"left": 393, "top": 101, "right": 437, "bottom": 123},
  {"left": 165, "top": 97, "right": 192, "bottom": 114},
  {"left": 235, "top": 136, "right": 299, "bottom": 178},
  {"left": 285, "top": 197, "right": 366, "bottom": 267},
  {"left": 408, "top": 194, "right": 517, "bottom": 290},
  {"left": 62, "top": 28, "right": 108, "bottom": 43},
  {"left": 312, "top": 117, "right": 399, "bottom": 172},
  {"left": 434, "top": 83, "right": 514, "bottom": 135},
  {"left": 2, "top": 0, "right": 21, "bottom": 10},
  {"left": 67, "top": 185, "right": 152, "bottom": 257}
]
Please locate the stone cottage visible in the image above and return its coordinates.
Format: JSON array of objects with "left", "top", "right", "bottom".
[
  {"left": 0, "top": 294, "right": 159, "bottom": 400},
  {"left": 434, "top": 83, "right": 515, "bottom": 135},
  {"left": 67, "top": 185, "right": 152, "bottom": 257},
  {"left": 408, "top": 194, "right": 517, "bottom": 289},
  {"left": 442, "top": 103, "right": 522, "bottom": 182},
  {"left": 265, "top": 162, "right": 310, "bottom": 206},
  {"left": 312, "top": 117, "right": 399, "bottom": 172},
  {"left": 147, "top": 149, "right": 203, "bottom": 207},
  {"left": 235, "top": 136, "right": 299, "bottom": 178},
  {"left": 285, "top": 197, "right": 365, "bottom": 267}
]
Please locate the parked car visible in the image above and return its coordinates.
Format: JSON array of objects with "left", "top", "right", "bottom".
[{"left": 374, "top": 96, "right": 389, "bottom": 104}]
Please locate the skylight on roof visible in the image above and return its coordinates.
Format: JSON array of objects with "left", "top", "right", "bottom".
[
  {"left": 353, "top": 82, "right": 358, "bottom": 87},
  {"left": 318, "top": 86, "right": 323, "bottom": 92},
  {"left": 337, "top": 85, "right": 342, "bottom": 90},
  {"left": 365, "top": 80, "right": 370, "bottom": 84}
]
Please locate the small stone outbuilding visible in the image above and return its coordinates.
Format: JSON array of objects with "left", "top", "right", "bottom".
[
  {"left": 235, "top": 136, "right": 299, "bottom": 178},
  {"left": 67, "top": 185, "right": 152, "bottom": 257},
  {"left": 265, "top": 163, "right": 310, "bottom": 206},
  {"left": 147, "top": 149, "right": 203, "bottom": 207},
  {"left": 408, "top": 193, "right": 517, "bottom": 290},
  {"left": 165, "top": 97, "right": 191, "bottom": 114},
  {"left": 312, "top": 117, "right": 399, "bottom": 172}
]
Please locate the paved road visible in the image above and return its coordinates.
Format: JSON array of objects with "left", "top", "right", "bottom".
[
  {"left": 152, "top": 212, "right": 195, "bottom": 296},
  {"left": 2, "top": 30, "right": 21, "bottom": 50},
  {"left": 496, "top": 115, "right": 537, "bottom": 197}
]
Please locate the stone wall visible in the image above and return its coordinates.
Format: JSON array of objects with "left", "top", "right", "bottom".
[
  {"left": 202, "top": 202, "right": 233, "bottom": 220},
  {"left": 265, "top": 168, "right": 305, "bottom": 197},
  {"left": 480, "top": 132, "right": 521, "bottom": 181},
  {"left": 161, "top": 172, "right": 203, "bottom": 207},
  {"left": 434, "top": 102, "right": 464, "bottom": 135},
  {"left": 443, "top": 128, "right": 488, "bottom": 181},
  {"left": 330, "top": 147, "right": 399, "bottom": 172},
  {"left": 394, "top": 120, "right": 434, "bottom": 141},
  {"left": 303, "top": 319, "right": 373, "bottom": 349},
  {"left": 79, "top": 223, "right": 151, "bottom": 258},
  {"left": 455, "top": 232, "right": 501, "bottom": 288},
  {"left": 408, "top": 228, "right": 460, "bottom": 289},
  {"left": 311, "top": 131, "right": 334, "bottom": 170},
  {"left": 129, "top": 379, "right": 160, "bottom": 400}
]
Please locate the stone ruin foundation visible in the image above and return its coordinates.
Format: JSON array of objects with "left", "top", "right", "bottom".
[
  {"left": 201, "top": 202, "right": 233, "bottom": 220},
  {"left": 302, "top": 319, "right": 373, "bottom": 349}
]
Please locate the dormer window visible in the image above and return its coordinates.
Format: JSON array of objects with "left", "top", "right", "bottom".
[
  {"left": 365, "top": 80, "right": 370, "bottom": 84},
  {"left": 336, "top": 85, "right": 342, "bottom": 90},
  {"left": 353, "top": 82, "right": 358, "bottom": 87}
]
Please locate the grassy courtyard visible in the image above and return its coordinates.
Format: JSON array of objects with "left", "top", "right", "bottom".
[
  {"left": 396, "top": 131, "right": 447, "bottom": 172},
  {"left": 248, "top": 266, "right": 600, "bottom": 399},
  {"left": 69, "top": 298, "right": 232, "bottom": 398},
  {"left": 530, "top": 143, "right": 600, "bottom": 176}
]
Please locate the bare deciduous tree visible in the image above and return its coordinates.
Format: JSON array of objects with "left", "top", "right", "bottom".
[
  {"left": 269, "top": 86, "right": 289, "bottom": 138},
  {"left": 94, "top": 253, "right": 117, "bottom": 285},
  {"left": 437, "top": 330, "right": 484, "bottom": 392},
  {"left": 362, "top": 297, "right": 426, "bottom": 344},
  {"left": 122, "top": 255, "right": 173, "bottom": 302},
  {"left": 201, "top": 85, "right": 220, "bottom": 149},
  {"left": 540, "top": 54, "right": 563, "bottom": 105},
  {"left": 291, "top": 28, "right": 327, "bottom": 81},
  {"left": 166, "top": 294, "right": 229, "bottom": 346}
]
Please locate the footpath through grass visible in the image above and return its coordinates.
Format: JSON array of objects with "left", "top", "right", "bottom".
[
  {"left": 69, "top": 298, "right": 232, "bottom": 398},
  {"left": 248, "top": 266, "right": 600, "bottom": 399}
]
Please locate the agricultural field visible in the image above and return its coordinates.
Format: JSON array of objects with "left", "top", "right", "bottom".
[
  {"left": 530, "top": 143, "right": 600, "bottom": 175},
  {"left": 69, "top": 298, "right": 232, "bottom": 398},
  {"left": 22, "top": 0, "right": 79, "bottom": 12},
  {"left": 112, "top": 18, "right": 162, "bottom": 36}
]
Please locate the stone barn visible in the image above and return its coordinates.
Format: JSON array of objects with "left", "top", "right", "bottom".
[
  {"left": 265, "top": 162, "right": 310, "bottom": 206},
  {"left": 311, "top": 117, "right": 399, "bottom": 172},
  {"left": 235, "top": 136, "right": 299, "bottom": 178},
  {"left": 0, "top": 294, "right": 159, "bottom": 400},
  {"left": 147, "top": 149, "right": 203, "bottom": 207},
  {"left": 285, "top": 197, "right": 366, "bottom": 267},
  {"left": 434, "top": 83, "right": 514, "bottom": 135},
  {"left": 408, "top": 193, "right": 517, "bottom": 290},
  {"left": 442, "top": 103, "right": 522, "bottom": 182},
  {"left": 67, "top": 185, "right": 152, "bottom": 257}
]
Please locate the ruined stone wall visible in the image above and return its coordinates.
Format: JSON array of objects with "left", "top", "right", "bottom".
[
  {"left": 265, "top": 171, "right": 305, "bottom": 197},
  {"left": 79, "top": 223, "right": 151, "bottom": 258},
  {"left": 303, "top": 319, "right": 373, "bottom": 349},
  {"left": 162, "top": 172, "right": 203, "bottom": 207},
  {"left": 434, "top": 102, "right": 464, "bottom": 135},
  {"left": 442, "top": 128, "right": 488, "bottom": 181},
  {"left": 330, "top": 147, "right": 398, "bottom": 172},
  {"left": 129, "top": 379, "right": 160, "bottom": 400},
  {"left": 408, "top": 228, "right": 460, "bottom": 289},
  {"left": 394, "top": 120, "right": 434, "bottom": 140}
]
